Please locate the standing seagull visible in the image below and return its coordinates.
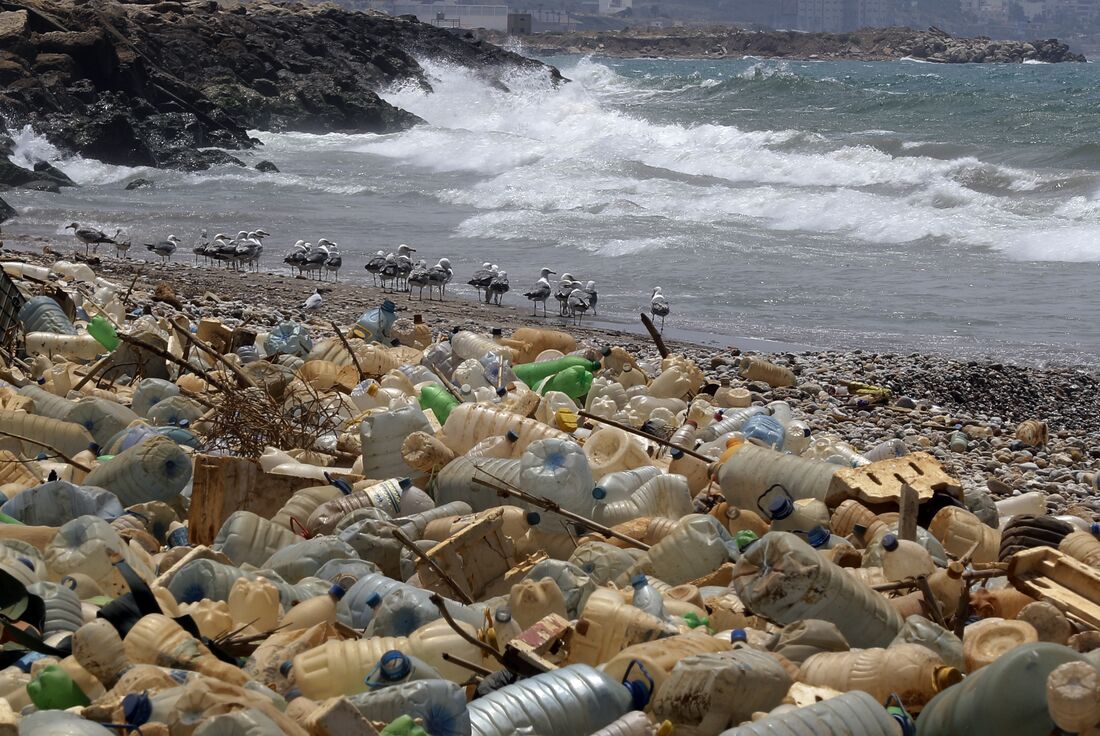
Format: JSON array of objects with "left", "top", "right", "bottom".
[
  {"left": 567, "top": 288, "right": 590, "bottom": 325},
  {"left": 395, "top": 244, "right": 416, "bottom": 291},
  {"left": 365, "top": 250, "right": 386, "bottom": 285},
  {"left": 66, "top": 223, "right": 119, "bottom": 256},
  {"left": 379, "top": 253, "right": 400, "bottom": 292},
  {"left": 468, "top": 262, "right": 496, "bottom": 302},
  {"left": 303, "top": 288, "right": 323, "bottom": 314},
  {"left": 584, "top": 280, "right": 598, "bottom": 315},
  {"left": 144, "top": 235, "right": 180, "bottom": 264},
  {"left": 650, "top": 287, "right": 670, "bottom": 333},
  {"left": 524, "top": 267, "right": 555, "bottom": 316},
  {"left": 487, "top": 270, "right": 509, "bottom": 306},
  {"left": 322, "top": 242, "right": 342, "bottom": 281},
  {"left": 407, "top": 259, "right": 431, "bottom": 300},
  {"left": 426, "top": 257, "right": 453, "bottom": 300},
  {"left": 555, "top": 273, "right": 578, "bottom": 317}
]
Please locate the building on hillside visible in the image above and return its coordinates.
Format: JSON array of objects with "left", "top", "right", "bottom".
[
  {"left": 795, "top": 0, "right": 858, "bottom": 31},
  {"left": 599, "top": 0, "right": 633, "bottom": 15},
  {"left": 365, "top": 1, "right": 510, "bottom": 30}
]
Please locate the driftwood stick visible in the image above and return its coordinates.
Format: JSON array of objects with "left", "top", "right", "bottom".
[
  {"left": 640, "top": 313, "right": 669, "bottom": 358},
  {"left": 172, "top": 325, "right": 258, "bottom": 390},
  {"left": 116, "top": 332, "right": 234, "bottom": 395},
  {"left": 393, "top": 527, "right": 474, "bottom": 604},
  {"left": 329, "top": 320, "right": 365, "bottom": 381},
  {"left": 578, "top": 410, "right": 712, "bottom": 463}
]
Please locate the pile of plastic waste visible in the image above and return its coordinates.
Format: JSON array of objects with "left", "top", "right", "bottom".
[{"left": 2, "top": 256, "right": 1100, "bottom": 736}]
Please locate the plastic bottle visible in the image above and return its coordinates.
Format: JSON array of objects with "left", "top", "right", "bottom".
[
  {"left": 535, "top": 364, "right": 593, "bottom": 399},
  {"left": 1047, "top": 661, "right": 1100, "bottom": 735},
  {"left": 584, "top": 427, "right": 654, "bottom": 478},
  {"left": 948, "top": 425, "right": 969, "bottom": 453},
  {"left": 892, "top": 615, "right": 966, "bottom": 671},
  {"left": 593, "top": 467, "right": 664, "bottom": 503},
  {"left": 46, "top": 515, "right": 151, "bottom": 598},
  {"left": 799, "top": 643, "right": 960, "bottom": 708},
  {"left": 995, "top": 491, "right": 1048, "bottom": 519},
  {"left": 28, "top": 581, "right": 84, "bottom": 638},
  {"left": 734, "top": 531, "right": 903, "bottom": 648},
  {"left": 667, "top": 449, "right": 711, "bottom": 494},
  {"left": 509, "top": 577, "right": 568, "bottom": 628},
  {"left": 761, "top": 487, "right": 830, "bottom": 535},
  {"left": 492, "top": 607, "right": 523, "bottom": 649},
  {"left": 738, "top": 356, "right": 796, "bottom": 387},
  {"left": 519, "top": 438, "right": 594, "bottom": 521},
  {"left": 917, "top": 643, "right": 1087, "bottom": 735},
  {"left": 630, "top": 574, "right": 666, "bottom": 619},
  {"left": 714, "top": 442, "right": 838, "bottom": 510},
  {"left": 741, "top": 413, "right": 786, "bottom": 450},
  {"left": 590, "top": 712, "right": 667, "bottom": 736},
  {"left": 723, "top": 690, "right": 901, "bottom": 735},
  {"left": 19, "top": 296, "right": 78, "bottom": 335},
  {"left": 439, "top": 403, "right": 566, "bottom": 455},
  {"left": 964, "top": 618, "right": 1039, "bottom": 671},
  {"left": 694, "top": 407, "right": 765, "bottom": 444},
  {"left": 568, "top": 588, "right": 677, "bottom": 666},
  {"left": 928, "top": 506, "right": 1001, "bottom": 563},
  {"left": 124, "top": 614, "right": 249, "bottom": 685},
  {"left": 645, "top": 515, "right": 732, "bottom": 586},
  {"left": 648, "top": 364, "right": 694, "bottom": 400},
  {"left": 228, "top": 577, "right": 283, "bottom": 634},
  {"left": 468, "top": 663, "right": 649, "bottom": 736},
  {"left": 86, "top": 315, "right": 119, "bottom": 351},
  {"left": 878, "top": 533, "right": 936, "bottom": 582},
  {"left": 213, "top": 510, "right": 299, "bottom": 568},
  {"left": 864, "top": 438, "right": 910, "bottom": 462},
  {"left": 831, "top": 499, "right": 890, "bottom": 543},
  {"left": 360, "top": 404, "right": 434, "bottom": 481},
  {"left": 651, "top": 649, "right": 793, "bottom": 733},
  {"left": 271, "top": 484, "right": 344, "bottom": 531},
  {"left": 713, "top": 380, "right": 751, "bottom": 409},
  {"left": 1059, "top": 530, "right": 1100, "bottom": 568},
  {"left": 18, "top": 711, "right": 115, "bottom": 736},
  {"left": 350, "top": 300, "right": 397, "bottom": 343},
  {"left": 348, "top": 680, "right": 468, "bottom": 736},
  {"left": 306, "top": 478, "right": 413, "bottom": 535},
  {"left": 451, "top": 330, "right": 516, "bottom": 363},
  {"left": 364, "top": 650, "right": 441, "bottom": 690},
  {"left": 803, "top": 525, "right": 852, "bottom": 552},
  {"left": 513, "top": 356, "right": 599, "bottom": 388},
  {"left": 601, "top": 633, "right": 731, "bottom": 699},
  {"left": 927, "top": 561, "right": 966, "bottom": 619},
  {"left": 591, "top": 474, "right": 694, "bottom": 527}
]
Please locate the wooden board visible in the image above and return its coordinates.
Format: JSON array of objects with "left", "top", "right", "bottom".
[
  {"left": 1008, "top": 546, "right": 1100, "bottom": 630},
  {"left": 187, "top": 454, "right": 361, "bottom": 545},
  {"left": 826, "top": 452, "right": 961, "bottom": 507}
]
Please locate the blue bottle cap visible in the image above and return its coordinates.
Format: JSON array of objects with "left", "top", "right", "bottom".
[
  {"left": 506, "top": 431, "right": 520, "bottom": 442},
  {"left": 36, "top": 377, "right": 45, "bottom": 385},
  {"left": 329, "top": 584, "right": 347, "bottom": 601},
  {"left": 525, "top": 512, "right": 541, "bottom": 526},
  {"left": 592, "top": 486, "right": 607, "bottom": 500},
  {"left": 382, "top": 300, "right": 397, "bottom": 312},
  {"left": 398, "top": 478, "right": 413, "bottom": 490},
  {"left": 670, "top": 448, "right": 684, "bottom": 460},
  {"left": 630, "top": 574, "right": 647, "bottom": 588},
  {"left": 1091, "top": 522, "right": 1100, "bottom": 536},
  {"left": 496, "top": 387, "right": 508, "bottom": 397},
  {"left": 768, "top": 497, "right": 794, "bottom": 520},
  {"left": 731, "top": 628, "right": 748, "bottom": 643},
  {"left": 495, "top": 608, "right": 512, "bottom": 623},
  {"left": 279, "top": 661, "right": 293, "bottom": 677},
  {"left": 167, "top": 526, "right": 190, "bottom": 548},
  {"left": 807, "top": 526, "right": 830, "bottom": 548},
  {"left": 178, "top": 419, "right": 190, "bottom": 428},
  {"left": 379, "top": 650, "right": 411, "bottom": 680},
  {"left": 366, "top": 592, "right": 382, "bottom": 608},
  {"left": 123, "top": 692, "right": 153, "bottom": 726},
  {"left": 882, "top": 533, "right": 899, "bottom": 552}
]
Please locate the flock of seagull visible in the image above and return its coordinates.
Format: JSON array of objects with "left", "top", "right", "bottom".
[{"left": 62, "top": 223, "right": 672, "bottom": 331}]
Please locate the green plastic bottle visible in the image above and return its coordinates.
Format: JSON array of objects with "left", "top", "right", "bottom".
[
  {"left": 538, "top": 365, "right": 593, "bottom": 399},
  {"left": 513, "top": 357, "right": 600, "bottom": 388},
  {"left": 381, "top": 715, "right": 430, "bottom": 736},
  {"left": 86, "top": 315, "right": 119, "bottom": 351},
  {"left": 26, "top": 663, "right": 91, "bottom": 710},
  {"left": 418, "top": 384, "right": 459, "bottom": 424}
]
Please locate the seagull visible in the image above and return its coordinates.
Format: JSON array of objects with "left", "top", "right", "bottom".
[
  {"left": 144, "top": 235, "right": 180, "bottom": 264},
  {"left": 555, "top": 272, "right": 578, "bottom": 317},
  {"left": 407, "top": 258, "right": 431, "bottom": 300},
  {"left": 426, "top": 257, "right": 453, "bottom": 300},
  {"left": 567, "top": 288, "right": 590, "bottom": 325},
  {"left": 487, "top": 270, "right": 509, "bottom": 306},
  {"left": 300, "top": 243, "right": 328, "bottom": 280},
  {"left": 284, "top": 240, "right": 307, "bottom": 276},
  {"left": 524, "top": 267, "right": 555, "bottom": 316},
  {"left": 379, "top": 252, "right": 399, "bottom": 292},
  {"left": 114, "top": 238, "right": 132, "bottom": 260},
  {"left": 584, "top": 280, "right": 598, "bottom": 315},
  {"left": 66, "top": 223, "right": 119, "bottom": 256},
  {"left": 303, "top": 288, "right": 323, "bottom": 313},
  {"left": 468, "top": 262, "right": 496, "bottom": 302},
  {"left": 650, "top": 287, "right": 670, "bottom": 333},
  {"left": 323, "top": 243, "right": 342, "bottom": 282},
  {"left": 395, "top": 244, "right": 416, "bottom": 291},
  {"left": 365, "top": 250, "right": 386, "bottom": 285}
]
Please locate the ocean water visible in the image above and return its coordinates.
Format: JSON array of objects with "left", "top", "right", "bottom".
[{"left": 6, "top": 55, "right": 1100, "bottom": 367}]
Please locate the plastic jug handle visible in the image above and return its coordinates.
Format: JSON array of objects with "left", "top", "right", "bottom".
[
  {"left": 622, "top": 658, "right": 654, "bottom": 691},
  {"left": 756, "top": 483, "right": 792, "bottom": 516},
  {"left": 289, "top": 516, "right": 313, "bottom": 540}
]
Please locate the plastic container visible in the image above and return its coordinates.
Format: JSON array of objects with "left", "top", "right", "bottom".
[
  {"left": 18, "top": 711, "right": 115, "bottom": 735},
  {"left": 359, "top": 404, "right": 434, "bottom": 482},
  {"left": 568, "top": 588, "right": 676, "bottom": 666},
  {"left": 45, "top": 515, "right": 149, "bottom": 598},
  {"left": 714, "top": 442, "right": 838, "bottom": 510},
  {"left": 348, "top": 680, "right": 468, "bottom": 736},
  {"left": 281, "top": 584, "right": 346, "bottom": 631},
  {"left": 270, "top": 484, "right": 344, "bottom": 531},
  {"left": 964, "top": 618, "right": 1039, "bottom": 671},
  {"left": 519, "top": 438, "right": 594, "bottom": 523},
  {"left": 799, "top": 643, "right": 961, "bottom": 708},
  {"left": 350, "top": 300, "right": 397, "bottom": 343},
  {"left": 601, "top": 633, "right": 731, "bottom": 700},
  {"left": 592, "top": 474, "right": 694, "bottom": 528},
  {"left": 24, "top": 332, "right": 102, "bottom": 361},
  {"left": 741, "top": 413, "right": 786, "bottom": 450},
  {"left": 879, "top": 533, "right": 936, "bottom": 582},
  {"left": 668, "top": 449, "right": 711, "bottom": 494},
  {"left": 514, "top": 356, "right": 599, "bottom": 388},
  {"left": 451, "top": 330, "right": 516, "bottom": 363},
  {"left": 0, "top": 410, "right": 96, "bottom": 459},
  {"left": 645, "top": 515, "right": 732, "bottom": 586},
  {"left": 1, "top": 480, "right": 124, "bottom": 526},
  {"left": 629, "top": 574, "right": 666, "bottom": 619},
  {"left": 892, "top": 615, "right": 966, "bottom": 671},
  {"left": 1059, "top": 531, "right": 1100, "bottom": 568},
  {"left": 585, "top": 427, "right": 654, "bottom": 478},
  {"left": 83, "top": 435, "right": 191, "bottom": 507},
  {"left": 418, "top": 384, "right": 459, "bottom": 423},
  {"left": 733, "top": 531, "right": 904, "bottom": 648},
  {"left": 439, "top": 403, "right": 567, "bottom": 455},
  {"left": 590, "top": 712, "right": 666, "bottom": 736},
  {"left": 131, "top": 378, "right": 180, "bottom": 418},
  {"left": 499, "top": 327, "right": 576, "bottom": 364},
  {"left": 995, "top": 491, "right": 1047, "bottom": 519},
  {"left": 537, "top": 364, "right": 594, "bottom": 399},
  {"left": 917, "top": 643, "right": 1086, "bottom": 735},
  {"left": 761, "top": 487, "right": 830, "bottom": 535},
  {"left": 1046, "top": 661, "right": 1100, "bottom": 735},
  {"left": 928, "top": 506, "right": 1001, "bottom": 564},
  {"left": 468, "top": 664, "right": 645, "bottom": 736},
  {"left": 831, "top": 499, "right": 890, "bottom": 542},
  {"left": 124, "top": 614, "right": 249, "bottom": 685},
  {"left": 227, "top": 577, "right": 283, "bottom": 634},
  {"left": 28, "top": 581, "right": 84, "bottom": 637},
  {"left": 306, "top": 478, "right": 413, "bottom": 534},
  {"left": 738, "top": 356, "right": 796, "bottom": 387},
  {"left": 19, "top": 296, "right": 78, "bottom": 335},
  {"left": 213, "top": 510, "right": 299, "bottom": 567},
  {"left": 593, "top": 467, "right": 664, "bottom": 503},
  {"left": 864, "top": 438, "right": 910, "bottom": 462},
  {"left": 651, "top": 649, "right": 792, "bottom": 733},
  {"left": 723, "top": 690, "right": 901, "bottom": 735},
  {"left": 509, "top": 576, "right": 568, "bottom": 628}
]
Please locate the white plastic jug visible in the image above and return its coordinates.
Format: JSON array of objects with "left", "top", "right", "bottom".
[
  {"left": 359, "top": 404, "right": 433, "bottom": 481},
  {"left": 585, "top": 427, "right": 654, "bottom": 478}
]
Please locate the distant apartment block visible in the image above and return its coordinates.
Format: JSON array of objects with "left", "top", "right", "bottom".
[{"left": 365, "top": 1, "right": 511, "bottom": 30}]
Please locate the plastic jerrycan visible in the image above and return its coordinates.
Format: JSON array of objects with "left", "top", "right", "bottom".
[
  {"left": 798, "top": 643, "right": 962, "bottom": 708},
  {"left": 733, "top": 531, "right": 904, "bottom": 648},
  {"left": 439, "top": 402, "right": 567, "bottom": 455},
  {"left": 592, "top": 474, "right": 694, "bottom": 527},
  {"left": 600, "top": 633, "right": 732, "bottom": 701},
  {"left": 360, "top": 404, "right": 433, "bottom": 481},
  {"left": 879, "top": 533, "right": 936, "bottom": 582},
  {"left": 759, "top": 484, "right": 830, "bottom": 535},
  {"left": 715, "top": 442, "right": 838, "bottom": 510},
  {"left": 963, "top": 618, "right": 1039, "bottom": 671},
  {"left": 928, "top": 506, "right": 1001, "bottom": 563},
  {"left": 568, "top": 588, "right": 676, "bottom": 666},
  {"left": 667, "top": 449, "right": 711, "bottom": 495},
  {"left": 270, "top": 484, "right": 344, "bottom": 531},
  {"left": 468, "top": 663, "right": 648, "bottom": 736},
  {"left": 917, "top": 643, "right": 1087, "bottom": 735},
  {"left": 509, "top": 577, "right": 568, "bottom": 629},
  {"left": 594, "top": 467, "right": 664, "bottom": 503},
  {"left": 123, "top": 614, "right": 249, "bottom": 685},
  {"left": 651, "top": 649, "right": 792, "bottom": 733},
  {"left": 290, "top": 637, "right": 410, "bottom": 699},
  {"left": 212, "top": 510, "right": 299, "bottom": 568},
  {"left": 832, "top": 499, "right": 890, "bottom": 541},
  {"left": 591, "top": 712, "right": 668, "bottom": 736},
  {"left": 645, "top": 515, "right": 731, "bottom": 586},
  {"left": 585, "top": 427, "right": 654, "bottom": 478},
  {"left": 351, "top": 299, "right": 397, "bottom": 343},
  {"left": 228, "top": 577, "right": 283, "bottom": 633},
  {"left": 722, "top": 690, "right": 902, "bottom": 736}
]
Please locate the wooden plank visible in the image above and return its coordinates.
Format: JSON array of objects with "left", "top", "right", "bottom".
[
  {"left": 827, "top": 452, "right": 961, "bottom": 507},
  {"left": 897, "top": 483, "right": 919, "bottom": 542},
  {"left": 187, "top": 455, "right": 360, "bottom": 545},
  {"left": 1008, "top": 546, "right": 1100, "bottom": 630}
]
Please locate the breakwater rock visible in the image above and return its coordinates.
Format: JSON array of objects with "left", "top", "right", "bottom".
[
  {"left": 0, "top": 0, "right": 560, "bottom": 175},
  {"left": 489, "top": 25, "right": 1086, "bottom": 64}
]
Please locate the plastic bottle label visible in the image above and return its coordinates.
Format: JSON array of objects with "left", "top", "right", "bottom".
[{"left": 366, "top": 483, "right": 403, "bottom": 515}]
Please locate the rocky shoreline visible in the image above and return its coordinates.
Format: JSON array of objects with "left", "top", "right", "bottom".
[
  {"left": 0, "top": 0, "right": 560, "bottom": 181},
  {"left": 4, "top": 242, "right": 1098, "bottom": 516},
  {"left": 485, "top": 25, "right": 1087, "bottom": 64}
]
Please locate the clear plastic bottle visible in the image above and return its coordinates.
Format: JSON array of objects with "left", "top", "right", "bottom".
[
  {"left": 593, "top": 466, "right": 664, "bottom": 503},
  {"left": 695, "top": 407, "right": 767, "bottom": 443},
  {"left": 630, "top": 574, "right": 666, "bottom": 619},
  {"left": 591, "top": 474, "right": 694, "bottom": 527},
  {"left": 667, "top": 449, "right": 711, "bottom": 494},
  {"left": 451, "top": 330, "right": 515, "bottom": 363},
  {"left": 363, "top": 650, "right": 441, "bottom": 691}
]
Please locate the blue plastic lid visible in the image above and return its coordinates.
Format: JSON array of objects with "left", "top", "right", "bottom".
[
  {"left": 366, "top": 592, "right": 382, "bottom": 608},
  {"left": 592, "top": 487, "right": 607, "bottom": 500},
  {"left": 768, "top": 497, "right": 794, "bottom": 520},
  {"left": 506, "top": 430, "right": 520, "bottom": 442},
  {"left": 382, "top": 300, "right": 397, "bottom": 312},
  {"left": 167, "top": 527, "right": 190, "bottom": 547},
  {"left": 329, "top": 584, "right": 347, "bottom": 601},
  {"left": 398, "top": 478, "right": 413, "bottom": 490},
  {"left": 630, "top": 574, "right": 647, "bottom": 589},
  {"left": 279, "top": 661, "right": 293, "bottom": 677},
  {"left": 1092, "top": 523, "right": 1100, "bottom": 536},
  {"left": 622, "top": 660, "right": 654, "bottom": 710},
  {"left": 496, "top": 387, "right": 508, "bottom": 397},
  {"left": 379, "top": 650, "right": 411, "bottom": 680},
  {"left": 14, "top": 652, "right": 47, "bottom": 673},
  {"left": 525, "top": 512, "right": 541, "bottom": 526},
  {"left": 495, "top": 608, "right": 513, "bottom": 623},
  {"left": 730, "top": 629, "right": 748, "bottom": 643},
  {"left": 807, "top": 526, "right": 830, "bottom": 548},
  {"left": 882, "top": 533, "right": 899, "bottom": 552},
  {"left": 123, "top": 692, "right": 152, "bottom": 726},
  {"left": 670, "top": 448, "right": 684, "bottom": 460},
  {"left": 178, "top": 419, "right": 190, "bottom": 428},
  {"left": 36, "top": 377, "right": 45, "bottom": 385}
]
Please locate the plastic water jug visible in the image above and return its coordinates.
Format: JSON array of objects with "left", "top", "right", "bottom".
[
  {"left": 418, "top": 384, "right": 460, "bottom": 423},
  {"left": 452, "top": 330, "right": 516, "bottom": 363},
  {"left": 585, "top": 427, "right": 654, "bottom": 478},
  {"left": 714, "top": 443, "right": 837, "bottom": 510},
  {"left": 367, "top": 587, "right": 442, "bottom": 637},
  {"left": 509, "top": 577, "right": 568, "bottom": 628},
  {"left": 651, "top": 649, "right": 792, "bottom": 733},
  {"left": 18, "top": 711, "right": 114, "bottom": 735},
  {"left": 964, "top": 618, "right": 1039, "bottom": 671},
  {"left": 592, "top": 474, "right": 694, "bottom": 527},
  {"left": 696, "top": 407, "right": 767, "bottom": 444},
  {"left": 799, "top": 643, "right": 961, "bottom": 708},
  {"left": 645, "top": 515, "right": 732, "bottom": 586},
  {"left": 1046, "top": 661, "right": 1100, "bottom": 735},
  {"left": 591, "top": 712, "right": 667, "bottom": 736},
  {"left": 1059, "top": 530, "right": 1100, "bottom": 568},
  {"left": 439, "top": 403, "right": 567, "bottom": 455},
  {"left": 263, "top": 536, "right": 359, "bottom": 583},
  {"left": 349, "top": 679, "right": 469, "bottom": 736},
  {"left": 124, "top": 614, "right": 249, "bottom": 685},
  {"left": 601, "top": 633, "right": 731, "bottom": 699},
  {"left": 928, "top": 506, "right": 1000, "bottom": 563},
  {"left": 1, "top": 480, "right": 124, "bottom": 526},
  {"left": 28, "top": 581, "right": 84, "bottom": 637},
  {"left": 733, "top": 531, "right": 903, "bottom": 648},
  {"left": 878, "top": 533, "right": 936, "bottom": 582},
  {"left": 306, "top": 478, "right": 412, "bottom": 534},
  {"left": 593, "top": 467, "right": 664, "bottom": 503},
  {"left": 82, "top": 434, "right": 192, "bottom": 507},
  {"left": 213, "top": 510, "right": 298, "bottom": 568},
  {"left": 519, "top": 438, "right": 594, "bottom": 529},
  {"left": 468, "top": 664, "right": 646, "bottom": 736},
  {"left": 351, "top": 300, "right": 397, "bottom": 343},
  {"left": 630, "top": 574, "right": 666, "bottom": 619},
  {"left": 19, "top": 295, "right": 78, "bottom": 335},
  {"left": 364, "top": 650, "right": 442, "bottom": 690},
  {"left": 738, "top": 356, "right": 796, "bottom": 387},
  {"left": 271, "top": 484, "right": 344, "bottom": 531},
  {"left": 570, "top": 542, "right": 637, "bottom": 585},
  {"left": 917, "top": 643, "right": 1087, "bottom": 735},
  {"left": 893, "top": 615, "right": 966, "bottom": 671},
  {"left": 568, "top": 587, "right": 677, "bottom": 666},
  {"left": 45, "top": 515, "right": 150, "bottom": 598},
  {"left": 228, "top": 577, "right": 283, "bottom": 634},
  {"left": 741, "top": 414, "right": 786, "bottom": 450},
  {"left": 722, "top": 690, "right": 901, "bottom": 735},
  {"left": 761, "top": 486, "right": 830, "bottom": 535},
  {"left": 281, "top": 584, "right": 346, "bottom": 631},
  {"left": 360, "top": 404, "right": 433, "bottom": 481}
]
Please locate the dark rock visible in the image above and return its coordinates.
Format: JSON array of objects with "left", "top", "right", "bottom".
[
  {"left": 124, "top": 177, "right": 154, "bottom": 190},
  {"left": 255, "top": 160, "right": 279, "bottom": 173},
  {"left": 24, "top": 180, "right": 60, "bottom": 193},
  {"left": 32, "top": 161, "right": 75, "bottom": 187},
  {"left": 0, "top": 195, "right": 15, "bottom": 223}
]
